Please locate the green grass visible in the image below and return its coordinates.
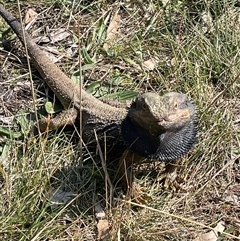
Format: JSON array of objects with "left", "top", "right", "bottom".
[{"left": 0, "top": 0, "right": 240, "bottom": 240}]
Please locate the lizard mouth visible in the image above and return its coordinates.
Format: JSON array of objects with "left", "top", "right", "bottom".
[{"left": 160, "top": 109, "right": 191, "bottom": 123}]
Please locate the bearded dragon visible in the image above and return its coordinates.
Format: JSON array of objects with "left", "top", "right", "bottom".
[{"left": 0, "top": 4, "right": 198, "bottom": 192}]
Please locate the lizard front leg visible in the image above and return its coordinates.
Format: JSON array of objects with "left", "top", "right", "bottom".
[
  {"left": 118, "top": 150, "right": 151, "bottom": 203},
  {"left": 38, "top": 108, "right": 78, "bottom": 132},
  {"left": 119, "top": 150, "right": 138, "bottom": 191}
]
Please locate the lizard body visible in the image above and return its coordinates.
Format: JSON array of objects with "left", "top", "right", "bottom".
[{"left": 0, "top": 4, "right": 197, "bottom": 165}]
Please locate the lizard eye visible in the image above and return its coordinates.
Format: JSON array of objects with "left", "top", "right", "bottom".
[{"left": 173, "top": 100, "right": 178, "bottom": 109}]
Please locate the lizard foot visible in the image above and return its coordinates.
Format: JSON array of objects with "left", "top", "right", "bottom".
[
  {"left": 38, "top": 108, "right": 78, "bottom": 132},
  {"left": 157, "top": 161, "right": 188, "bottom": 192},
  {"left": 125, "top": 181, "right": 152, "bottom": 205}
]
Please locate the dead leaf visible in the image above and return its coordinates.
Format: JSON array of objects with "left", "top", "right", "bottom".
[
  {"left": 0, "top": 116, "right": 14, "bottom": 125},
  {"left": 97, "top": 220, "right": 110, "bottom": 241},
  {"left": 224, "top": 184, "right": 240, "bottom": 205},
  {"left": 135, "top": 58, "right": 156, "bottom": 71},
  {"left": 49, "top": 28, "right": 71, "bottom": 43},
  {"left": 103, "top": 12, "right": 121, "bottom": 50},
  {"left": 35, "top": 29, "right": 70, "bottom": 44},
  {"left": 170, "top": 57, "right": 176, "bottom": 66},
  {"left": 225, "top": 193, "right": 239, "bottom": 205},
  {"left": 24, "top": 9, "right": 38, "bottom": 24},
  {"left": 193, "top": 221, "right": 225, "bottom": 241},
  {"left": 141, "top": 58, "right": 156, "bottom": 70},
  {"left": 95, "top": 203, "right": 110, "bottom": 240},
  {"left": 42, "top": 45, "right": 62, "bottom": 55},
  {"left": 34, "top": 35, "right": 51, "bottom": 44}
]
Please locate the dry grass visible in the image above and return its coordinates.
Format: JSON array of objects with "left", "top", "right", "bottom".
[{"left": 0, "top": 0, "right": 240, "bottom": 240}]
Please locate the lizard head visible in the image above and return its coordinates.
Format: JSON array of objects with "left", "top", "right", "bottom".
[
  {"left": 121, "top": 92, "right": 198, "bottom": 161},
  {"left": 128, "top": 92, "right": 196, "bottom": 133}
]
